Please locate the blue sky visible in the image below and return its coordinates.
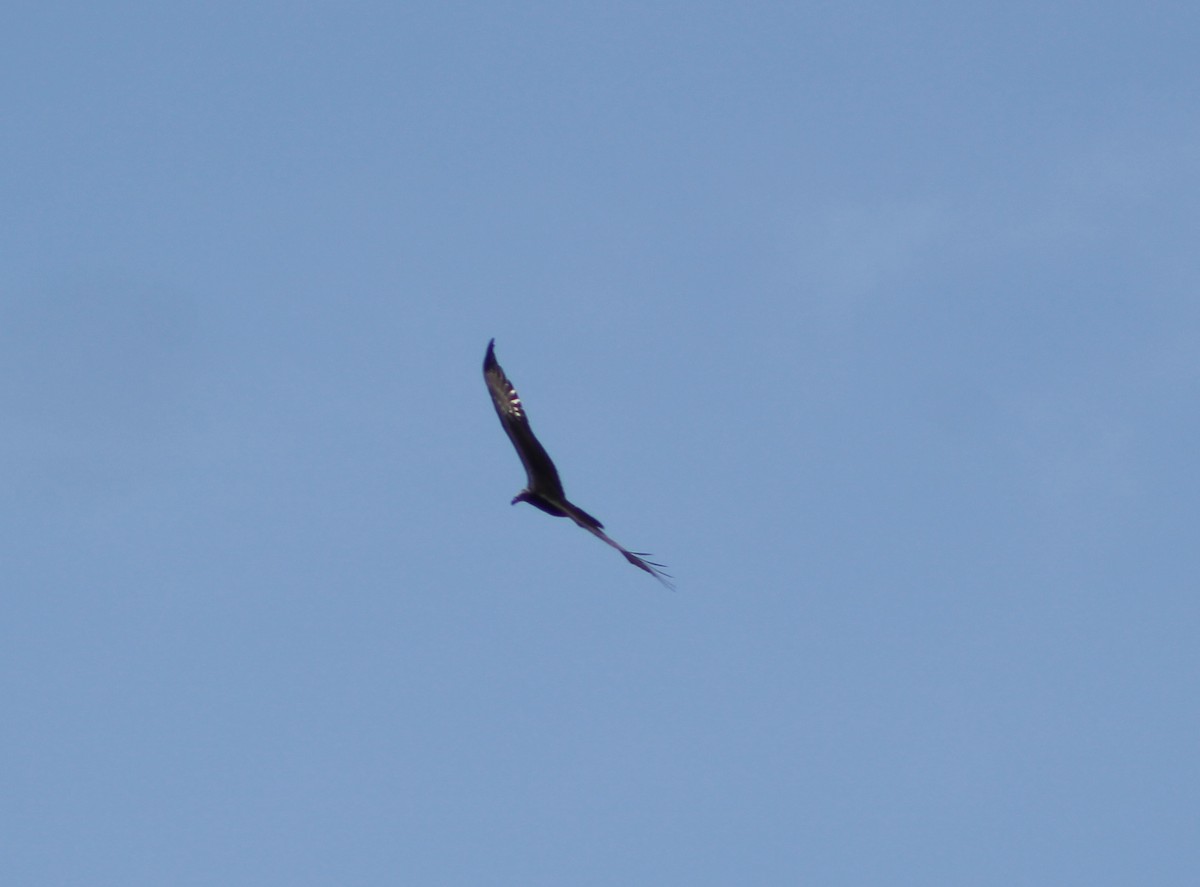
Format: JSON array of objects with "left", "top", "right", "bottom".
[{"left": 3, "top": 3, "right": 1198, "bottom": 884}]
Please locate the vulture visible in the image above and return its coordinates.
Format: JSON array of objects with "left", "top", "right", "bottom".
[{"left": 483, "top": 339, "right": 672, "bottom": 588}]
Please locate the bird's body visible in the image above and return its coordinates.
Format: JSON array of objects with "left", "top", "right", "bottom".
[{"left": 483, "top": 339, "right": 672, "bottom": 588}]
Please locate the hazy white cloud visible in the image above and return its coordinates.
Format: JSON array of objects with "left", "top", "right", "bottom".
[
  {"left": 789, "top": 129, "right": 1200, "bottom": 320},
  {"left": 790, "top": 198, "right": 953, "bottom": 315}
]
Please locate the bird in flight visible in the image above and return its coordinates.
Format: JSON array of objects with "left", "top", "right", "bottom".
[{"left": 483, "top": 339, "right": 673, "bottom": 588}]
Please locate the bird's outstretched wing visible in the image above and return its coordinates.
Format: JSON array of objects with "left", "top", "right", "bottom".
[
  {"left": 561, "top": 501, "right": 675, "bottom": 589},
  {"left": 483, "top": 339, "right": 564, "bottom": 499}
]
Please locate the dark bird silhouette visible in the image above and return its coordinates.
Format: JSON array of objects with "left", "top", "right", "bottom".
[{"left": 483, "top": 339, "right": 672, "bottom": 588}]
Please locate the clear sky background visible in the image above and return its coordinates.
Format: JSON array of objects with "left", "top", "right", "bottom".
[{"left": 3, "top": 3, "right": 1197, "bottom": 884}]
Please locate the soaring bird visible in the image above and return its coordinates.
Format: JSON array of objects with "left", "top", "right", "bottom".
[{"left": 483, "top": 339, "right": 672, "bottom": 588}]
